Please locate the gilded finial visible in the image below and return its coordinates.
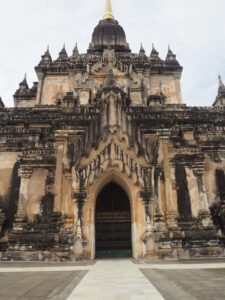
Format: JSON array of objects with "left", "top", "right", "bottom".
[{"left": 103, "top": 0, "right": 114, "bottom": 20}]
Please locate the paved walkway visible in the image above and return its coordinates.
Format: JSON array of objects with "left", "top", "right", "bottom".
[
  {"left": 67, "top": 259, "right": 164, "bottom": 300},
  {"left": 1, "top": 259, "right": 225, "bottom": 299}
]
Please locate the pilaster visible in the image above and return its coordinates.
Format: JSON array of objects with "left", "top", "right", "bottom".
[
  {"left": 64, "top": 172, "right": 73, "bottom": 229},
  {"left": 72, "top": 190, "right": 88, "bottom": 259},
  {"left": 54, "top": 138, "right": 65, "bottom": 213},
  {"left": 193, "top": 165, "right": 213, "bottom": 227},
  {"left": 153, "top": 166, "right": 166, "bottom": 229},
  {"left": 14, "top": 167, "right": 33, "bottom": 229},
  {"left": 160, "top": 131, "right": 177, "bottom": 229}
]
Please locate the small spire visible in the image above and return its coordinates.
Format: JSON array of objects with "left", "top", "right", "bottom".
[
  {"left": 218, "top": 75, "right": 224, "bottom": 88},
  {"left": 73, "top": 42, "right": 79, "bottom": 57},
  {"left": 166, "top": 46, "right": 176, "bottom": 61},
  {"left": 45, "top": 45, "right": 50, "bottom": 55},
  {"left": 39, "top": 46, "right": 52, "bottom": 65},
  {"left": 139, "top": 43, "right": 145, "bottom": 56},
  {"left": 214, "top": 74, "right": 225, "bottom": 106},
  {"left": 20, "top": 74, "right": 28, "bottom": 89},
  {"left": 103, "top": 0, "right": 114, "bottom": 20},
  {"left": 0, "top": 97, "right": 5, "bottom": 108},
  {"left": 58, "top": 44, "right": 68, "bottom": 59},
  {"left": 150, "top": 44, "right": 159, "bottom": 60}
]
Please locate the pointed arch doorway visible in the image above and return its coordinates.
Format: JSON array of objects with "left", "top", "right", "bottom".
[{"left": 95, "top": 182, "right": 132, "bottom": 258}]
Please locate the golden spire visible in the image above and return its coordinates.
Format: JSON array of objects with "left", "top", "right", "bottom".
[{"left": 103, "top": 0, "right": 114, "bottom": 20}]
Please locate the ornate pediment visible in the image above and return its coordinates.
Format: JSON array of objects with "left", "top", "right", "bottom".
[{"left": 72, "top": 134, "right": 151, "bottom": 191}]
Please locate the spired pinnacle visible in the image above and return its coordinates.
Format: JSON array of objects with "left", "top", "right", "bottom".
[
  {"left": 21, "top": 73, "right": 28, "bottom": 87},
  {"left": 103, "top": 0, "right": 114, "bottom": 20},
  {"left": 218, "top": 75, "right": 224, "bottom": 88},
  {"left": 218, "top": 75, "right": 225, "bottom": 97},
  {"left": 139, "top": 43, "right": 145, "bottom": 56},
  {"left": 73, "top": 43, "right": 79, "bottom": 57}
]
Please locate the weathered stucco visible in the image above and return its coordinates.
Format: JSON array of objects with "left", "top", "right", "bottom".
[
  {"left": 27, "top": 168, "right": 48, "bottom": 222},
  {"left": 41, "top": 75, "right": 70, "bottom": 105},
  {"left": 0, "top": 7, "right": 224, "bottom": 262},
  {"left": 0, "top": 153, "right": 18, "bottom": 208}
]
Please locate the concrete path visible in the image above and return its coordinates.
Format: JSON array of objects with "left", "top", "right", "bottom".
[{"left": 66, "top": 259, "right": 164, "bottom": 300}]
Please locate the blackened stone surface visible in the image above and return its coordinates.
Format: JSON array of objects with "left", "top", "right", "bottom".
[
  {"left": 175, "top": 166, "right": 192, "bottom": 220},
  {"left": 216, "top": 169, "right": 225, "bottom": 202},
  {"left": 90, "top": 19, "right": 130, "bottom": 52},
  {"left": 1, "top": 161, "right": 21, "bottom": 236},
  {"left": 141, "top": 268, "right": 225, "bottom": 300}
]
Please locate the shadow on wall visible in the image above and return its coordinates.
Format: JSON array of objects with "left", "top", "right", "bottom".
[
  {"left": 210, "top": 169, "right": 225, "bottom": 235},
  {"left": 36, "top": 192, "right": 54, "bottom": 224},
  {"left": 175, "top": 165, "right": 192, "bottom": 221},
  {"left": 1, "top": 161, "right": 21, "bottom": 236}
]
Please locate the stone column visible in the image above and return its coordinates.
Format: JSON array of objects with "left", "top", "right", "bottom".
[
  {"left": 160, "top": 134, "right": 177, "bottom": 229},
  {"left": 14, "top": 167, "right": 32, "bottom": 228},
  {"left": 54, "top": 139, "right": 64, "bottom": 213},
  {"left": 140, "top": 190, "right": 153, "bottom": 225},
  {"left": 72, "top": 190, "right": 88, "bottom": 259},
  {"left": 140, "top": 189, "right": 154, "bottom": 255},
  {"left": 193, "top": 166, "right": 213, "bottom": 227},
  {"left": 154, "top": 166, "right": 166, "bottom": 229}
]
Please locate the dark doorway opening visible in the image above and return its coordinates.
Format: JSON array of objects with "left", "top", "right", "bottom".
[{"left": 95, "top": 182, "right": 132, "bottom": 258}]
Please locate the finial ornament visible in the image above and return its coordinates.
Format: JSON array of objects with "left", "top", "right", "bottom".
[{"left": 103, "top": 0, "right": 114, "bottom": 20}]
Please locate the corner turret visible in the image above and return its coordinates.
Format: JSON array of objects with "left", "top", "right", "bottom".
[{"left": 14, "top": 75, "right": 38, "bottom": 107}]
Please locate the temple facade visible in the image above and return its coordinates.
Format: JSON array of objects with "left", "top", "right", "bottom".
[{"left": 0, "top": 0, "right": 225, "bottom": 261}]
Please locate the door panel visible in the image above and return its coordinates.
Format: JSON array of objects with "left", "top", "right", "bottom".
[{"left": 95, "top": 182, "right": 132, "bottom": 258}]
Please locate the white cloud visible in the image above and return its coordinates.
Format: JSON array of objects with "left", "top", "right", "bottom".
[{"left": 0, "top": 0, "right": 224, "bottom": 107}]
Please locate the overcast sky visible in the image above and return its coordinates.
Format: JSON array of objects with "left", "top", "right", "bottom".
[{"left": 0, "top": 0, "right": 224, "bottom": 107}]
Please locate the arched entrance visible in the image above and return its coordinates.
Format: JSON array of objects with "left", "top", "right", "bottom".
[{"left": 95, "top": 182, "right": 132, "bottom": 258}]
